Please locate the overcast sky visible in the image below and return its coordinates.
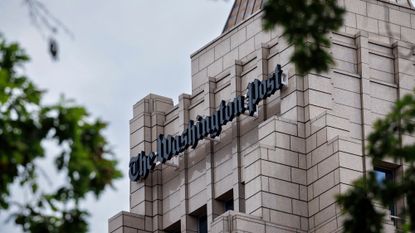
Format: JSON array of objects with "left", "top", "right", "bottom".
[{"left": 0, "top": 1, "right": 234, "bottom": 232}]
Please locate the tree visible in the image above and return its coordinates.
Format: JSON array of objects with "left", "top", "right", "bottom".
[
  {"left": 0, "top": 36, "right": 122, "bottom": 233},
  {"left": 337, "top": 93, "right": 415, "bottom": 232}
]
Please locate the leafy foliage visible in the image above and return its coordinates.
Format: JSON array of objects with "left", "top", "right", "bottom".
[
  {"left": 262, "top": 0, "right": 345, "bottom": 75},
  {"left": 0, "top": 36, "right": 122, "bottom": 233},
  {"left": 337, "top": 92, "right": 415, "bottom": 232}
]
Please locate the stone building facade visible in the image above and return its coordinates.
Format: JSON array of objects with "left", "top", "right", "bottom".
[{"left": 109, "top": 0, "right": 415, "bottom": 232}]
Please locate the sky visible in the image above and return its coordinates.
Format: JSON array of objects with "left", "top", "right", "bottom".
[{"left": 0, "top": 0, "right": 234, "bottom": 232}]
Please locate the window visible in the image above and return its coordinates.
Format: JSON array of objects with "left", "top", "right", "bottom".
[
  {"left": 198, "top": 215, "right": 207, "bottom": 233},
  {"left": 374, "top": 167, "right": 396, "bottom": 216},
  {"left": 164, "top": 220, "right": 181, "bottom": 233},
  {"left": 224, "top": 199, "right": 234, "bottom": 212},
  {"left": 216, "top": 189, "right": 234, "bottom": 215},
  {"left": 190, "top": 205, "right": 207, "bottom": 233}
]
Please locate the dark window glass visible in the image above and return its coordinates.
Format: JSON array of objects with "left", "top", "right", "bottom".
[
  {"left": 374, "top": 168, "right": 393, "bottom": 183},
  {"left": 224, "top": 199, "right": 234, "bottom": 212},
  {"left": 198, "top": 215, "right": 207, "bottom": 233},
  {"left": 374, "top": 167, "right": 395, "bottom": 216}
]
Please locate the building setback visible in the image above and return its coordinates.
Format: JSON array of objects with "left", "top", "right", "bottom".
[{"left": 109, "top": 0, "right": 415, "bottom": 232}]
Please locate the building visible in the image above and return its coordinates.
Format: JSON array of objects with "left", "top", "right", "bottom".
[{"left": 109, "top": 0, "right": 415, "bottom": 232}]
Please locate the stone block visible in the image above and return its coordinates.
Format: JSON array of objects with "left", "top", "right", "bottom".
[
  {"left": 214, "top": 38, "right": 231, "bottom": 60},
  {"left": 246, "top": 192, "right": 262, "bottom": 214},
  {"left": 326, "top": 127, "right": 349, "bottom": 142},
  {"left": 260, "top": 132, "right": 276, "bottom": 147},
  {"left": 309, "top": 197, "right": 320, "bottom": 216},
  {"left": 245, "top": 176, "right": 263, "bottom": 198},
  {"left": 308, "top": 185, "right": 314, "bottom": 200},
  {"left": 262, "top": 160, "right": 291, "bottom": 181},
  {"left": 306, "top": 133, "right": 317, "bottom": 153},
  {"left": 378, "top": 21, "right": 401, "bottom": 39},
  {"left": 280, "top": 91, "right": 297, "bottom": 113},
  {"left": 299, "top": 185, "right": 307, "bottom": 201},
  {"left": 307, "top": 165, "right": 318, "bottom": 184},
  {"left": 356, "top": 14, "right": 379, "bottom": 34},
  {"left": 345, "top": 0, "right": 366, "bottom": 15},
  {"left": 319, "top": 185, "right": 340, "bottom": 210},
  {"left": 276, "top": 132, "right": 291, "bottom": 149},
  {"left": 308, "top": 90, "right": 332, "bottom": 109},
  {"left": 314, "top": 204, "right": 336, "bottom": 227},
  {"left": 308, "top": 74, "right": 332, "bottom": 93},
  {"left": 163, "top": 190, "right": 180, "bottom": 211},
  {"left": 254, "top": 31, "right": 272, "bottom": 49},
  {"left": 267, "top": 148, "right": 299, "bottom": 168},
  {"left": 239, "top": 37, "right": 255, "bottom": 58},
  {"left": 198, "top": 49, "right": 215, "bottom": 70},
  {"left": 269, "top": 210, "right": 301, "bottom": 229},
  {"left": 223, "top": 48, "right": 239, "bottom": 69},
  {"left": 191, "top": 58, "right": 199, "bottom": 75},
  {"left": 188, "top": 190, "right": 207, "bottom": 214},
  {"left": 290, "top": 136, "right": 306, "bottom": 153},
  {"left": 259, "top": 118, "right": 275, "bottom": 139},
  {"left": 339, "top": 168, "right": 362, "bottom": 184},
  {"left": 214, "top": 156, "right": 233, "bottom": 181},
  {"left": 275, "top": 119, "right": 298, "bottom": 136},
  {"left": 332, "top": 72, "right": 360, "bottom": 92},
  {"left": 188, "top": 175, "right": 206, "bottom": 197},
  {"left": 192, "top": 68, "right": 207, "bottom": 91},
  {"left": 390, "top": 9, "right": 411, "bottom": 28},
  {"left": 269, "top": 177, "right": 300, "bottom": 199},
  {"left": 367, "top": 3, "right": 387, "bottom": 20},
  {"left": 245, "top": 160, "right": 261, "bottom": 182},
  {"left": 313, "top": 172, "right": 335, "bottom": 197},
  {"left": 339, "top": 152, "right": 363, "bottom": 171},
  {"left": 300, "top": 217, "right": 309, "bottom": 231},
  {"left": 262, "top": 192, "right": 293, "bottom": 213},
  {"left": 401, "top": 27, "right": 415, "bottom": 44},
  {"left": 317, "top": 153, "right": 339, "bottom": 178},
  {"left": 244, "top": 147, "right": 261, "bottom": 167},
  {"left": 371, "top": 98, "right": 394, "bottom": 115},
  {"left": 344, "top": 12, "right": 357, "bottom": 27},
  {"left": 207, "top": 58, "right": 223, "bottom": 77},
  {"left": 316, "top": 218, "right": 338, "bottom": 233},
  {"left": 338, "top": 139, "right": 362, "bottom": 156},
  {"left": 333, "top": 86, "right": 361, "bottom": 108},
  {"left": 311, "top": 143, "right": 335, "bottom": 166},
  {"left": 299, "top": 154, "right": 306, "bottom": 169},
  {"left": 316, "top": 128, "right": 328, "bottom": 146},
  {"left": 291, "top": 168, "right": 307, "bottom": 185},
  {"left": 310, "top": 114, "right": 326, "bottom": 135},
  {"left": 292, "top": 199, "right": 308, "bottom": 217},
  {"left": 234, "top": 217, "right": 266, "bottom": 233},
  {"left": 231, "top": 27, "right": 247, "bottom": 49},
  {"left": 326, "top": 114, "right": 350, "bottom": 131},
  {"left": 130, "top": 187, "right": 144, "bottom": 207},
  {"left": 247, "top": 18, "right": 262, "bottom": 39}
]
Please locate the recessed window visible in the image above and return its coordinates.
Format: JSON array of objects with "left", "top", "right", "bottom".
[
  {"left": 190, "top": 205, "right": 208, "bottom": 233},
  {"left": 374, "top": 167, "right": 396, "bottom": 216},
  {"left": 164, "top": 220, "right": 181, "bottom": 233},
  {"left": 216, "top": 189, "right": 234, "bottom": 214},
  {"left": 198, "top": 215, "right": 208, "bottom": 233},
  {"left": 224, "top": 199, "right": 234, "bottom": 212}
]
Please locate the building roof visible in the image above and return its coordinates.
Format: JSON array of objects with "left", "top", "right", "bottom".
[{"left": 223, "top": 0, "right": 264, "bottom": 33}]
